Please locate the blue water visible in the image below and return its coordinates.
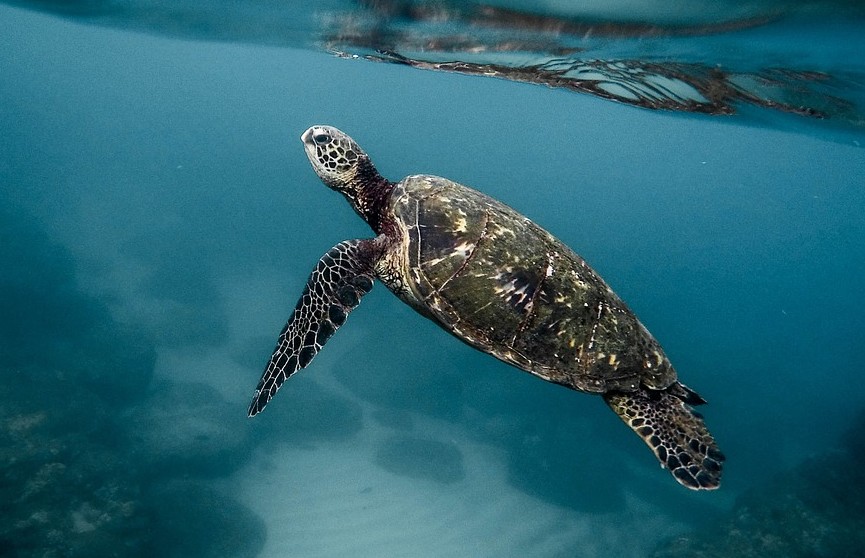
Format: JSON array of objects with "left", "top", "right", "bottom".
[{"left": 2, "top": 3, "right": 864, "bottom": 557}]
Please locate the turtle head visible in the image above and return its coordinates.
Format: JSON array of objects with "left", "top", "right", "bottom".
[
  {"left": 301, "top": 125, "right": 391, "bottom": 231},
  {"left": 301, "top": 125, "right": 372, "bottom": 194}
]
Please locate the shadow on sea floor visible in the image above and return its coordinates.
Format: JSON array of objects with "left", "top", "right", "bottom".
[{"left": 374, "top": 435, "right": 466, "bottom": 484}]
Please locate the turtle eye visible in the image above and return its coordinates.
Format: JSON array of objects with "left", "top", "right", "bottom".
[{"left": 313, "top": 133, "right": 331, "bottom": 144}]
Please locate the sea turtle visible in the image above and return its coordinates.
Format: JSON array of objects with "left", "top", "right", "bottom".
[{"left": 248, "top": 125, "right": 724, "bottom": 490}]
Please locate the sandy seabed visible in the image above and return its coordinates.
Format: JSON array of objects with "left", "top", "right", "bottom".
[{"left": 227, "top": 370, "right": 686, "bottom": 558}]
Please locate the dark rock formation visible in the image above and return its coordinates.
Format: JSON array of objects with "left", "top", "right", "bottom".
[{"left": 141, "top": 481, "right": 266, "bottom": 558}]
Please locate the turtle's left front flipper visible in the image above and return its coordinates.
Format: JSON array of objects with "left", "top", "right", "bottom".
[{"left": 248, "top": 238, "right": 382, "bottom": 417}]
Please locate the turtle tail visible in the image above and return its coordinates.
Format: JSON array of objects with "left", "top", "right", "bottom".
[{"left": 603, "top": 382, "right": 725, "bottom": 490}]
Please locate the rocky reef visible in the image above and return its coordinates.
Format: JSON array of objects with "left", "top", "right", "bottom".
[
  {"left": 0, "top": 209, "right": 266, "bottom": 557},
  {"left": 652, "top": 410, "right": 865, "bottom": 558}
]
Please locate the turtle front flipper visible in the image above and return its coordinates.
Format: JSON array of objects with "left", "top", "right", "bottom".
[
  {"left": 604, "top": 383, "right": 725, "bottom": 490},
  {"left": 248, "top": 238, "right": 381, "bottom": 417}
]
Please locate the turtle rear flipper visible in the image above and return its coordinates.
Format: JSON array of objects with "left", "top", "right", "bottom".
[
  {"left": 604, "top": 384, "right": 725, "bottom": 490},
  {"left": 247, "top": 238, "right": 381, "bottom": 417}
]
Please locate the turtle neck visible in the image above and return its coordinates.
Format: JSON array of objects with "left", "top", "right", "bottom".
[{"left": 347, "top": 157, "right": 396, "bottom": 235}]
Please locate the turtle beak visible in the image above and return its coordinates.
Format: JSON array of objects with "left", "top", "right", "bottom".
[
  {"left": 301, "top": 127, "right": 314, "bottom": 145},
  {"left": 301, "top": 127, "right": 319, "bottom": 163}
]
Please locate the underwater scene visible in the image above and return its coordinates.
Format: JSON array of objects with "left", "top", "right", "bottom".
[{"left": 1, "top": 1, "right": 864, "bottom": 556}]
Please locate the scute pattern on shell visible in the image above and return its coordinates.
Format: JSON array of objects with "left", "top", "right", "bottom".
[{"left": 387, "top": 175, "right": 676, "bottom": 395}]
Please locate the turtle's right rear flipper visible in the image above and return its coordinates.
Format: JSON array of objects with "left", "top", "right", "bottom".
[
  {"left": 604, "top": 383, "right": 724, "bottom": 490},
  {"left": 247, "top": 237, "right": 382, "bottom": 417}
]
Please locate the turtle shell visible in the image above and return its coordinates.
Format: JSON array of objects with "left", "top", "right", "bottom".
[{"left": 388, "top": 174, "right": 676, "bottom": 394}]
